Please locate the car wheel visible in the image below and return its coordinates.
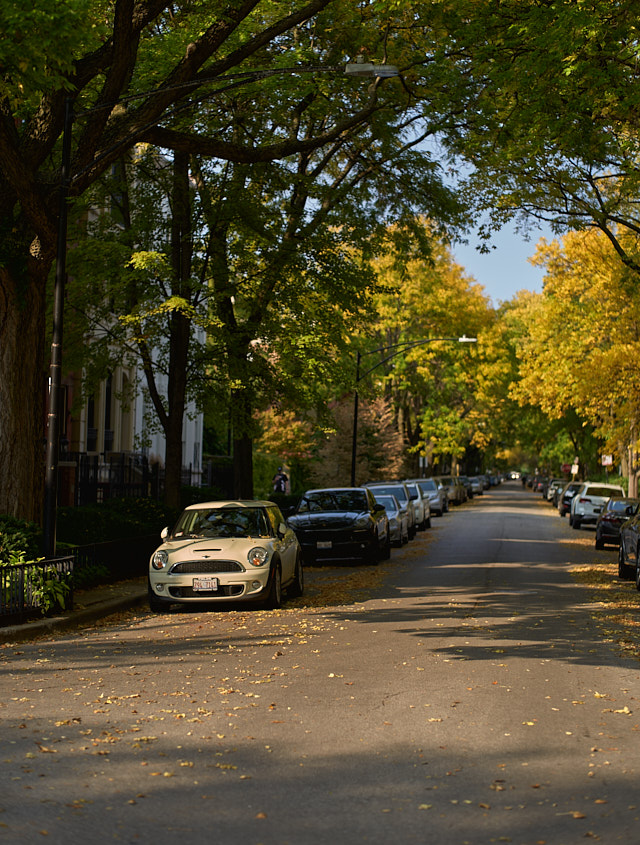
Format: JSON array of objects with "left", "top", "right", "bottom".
[
  {"left": 264, "top": 562, "right": 282, "bottom": 609},
  {"left": 402, "top": 524, "right": 409, "bottom": 545},
  {"left": 595, "top": 533, "right": 604, "bottom": 550},
  {"left": 618, "top": 544, "right": 629, "bottom": 579},
  {"left": 560, "top": 509, "right": 566, "bottom": 518},
  {"left": 636, "top": 551, "right": 640, "bottom": 592},
  {"left": 288, "top": 555, "right": 304, "bottom": 598},
  {"left": 572, "top": 516, "right": 581, "bottom": 529},
  {"left": 425, "top": 514, "right": 431, "bottom": 529}
]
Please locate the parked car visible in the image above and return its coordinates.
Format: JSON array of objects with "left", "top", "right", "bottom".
[
  {"left": 458, "top": 475, "right": 474, "bottom": 499},
  {"left": 468, "top": 476, "right": 484, "bottom": 496},
  {"left": 288, "top": 487, "right": 390, "bottom": 564},
  {"left": 363, "top": 481, "right": 417, "bottom": 538},
  {"left": 595, "top": 497, "right": 640, "bottom": 550},
  {"left": 404, "top": 481, "right": 431, "bottom": 530},
  {"left": 557, "top": 481, "right": 584, "bottom": 517},
  {"left": 148, "top": 500, "right": 302, "bottom": 612},
  {"left": 406, "top": 477, "right": 448, "bottom": 516},
  {"left": 569, "top": 482, "right": 625, "bottom": 529},
  {"left": 373, "top": 493, "right": 409, "bottom": 546},
  {"left": 438, "top": 475, "right": 467, "bottom": 505},
  {"left": 546, "top": 478, "right": 566, "bottom": 504},
  {"left": 618, "top": 510, "right": 640, "bottom": 579}
]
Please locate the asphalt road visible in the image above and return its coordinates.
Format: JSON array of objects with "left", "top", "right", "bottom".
[{"left": 2, "top": 482, "right": 640, "bottom": 845}]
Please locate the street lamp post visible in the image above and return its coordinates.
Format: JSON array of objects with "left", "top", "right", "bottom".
[
  {"left": 350, "top": 336, "right": 477, "bottom": 487},
  {"left": 42, "top": 60, "right": 400, "bottom": 556}
]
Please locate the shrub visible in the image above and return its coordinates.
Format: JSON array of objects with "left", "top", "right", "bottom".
[{"left": 0, "top": 516, "right": 41, "bottom": 564}]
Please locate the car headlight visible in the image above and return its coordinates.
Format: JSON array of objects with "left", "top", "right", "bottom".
[
  {"left": 152, "top": 549, "right": 169, "bottom": 570},
  {"left": 354, "top": 514, "right": 372, "bottom": 528},
  {"left": 248, "top": 547, "right": 270, "bottom": 567}
]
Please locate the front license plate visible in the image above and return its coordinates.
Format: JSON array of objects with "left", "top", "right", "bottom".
[
  {"left": 317, "top": 541, "right": 332, "bottom": 549},
  {"left": 193, "top": 577, "right": 219, "bottom": 591}
]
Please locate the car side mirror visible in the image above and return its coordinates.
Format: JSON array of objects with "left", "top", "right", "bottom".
[
  {"left": 278, "top": 522, "right": 288, "bottom": 537},
  {"left": 160, "top": 526, "right": 169, "bottom": 540},
  {"left": 374, "top": 503, "right": 386, "bottom": 513}
]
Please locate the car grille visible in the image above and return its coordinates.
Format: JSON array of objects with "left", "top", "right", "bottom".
[
  {"left": 169, "top": 585, "right": 244, "bottom": 598},
  {"left": 169, "top": 560, "right": 244, "bottom": 574},
  {"left": 296, "top": 527, "right": 371, "bottom": 544}
]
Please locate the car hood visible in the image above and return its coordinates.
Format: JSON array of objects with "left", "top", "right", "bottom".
[
  {"left": 288, "top": 511, "right": 364, "bottom": 528},
  {"left": 160, "top": 537, "right": 265, "bottom": 556}
]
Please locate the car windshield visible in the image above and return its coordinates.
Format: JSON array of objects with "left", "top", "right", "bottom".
[
  {"left": 375, "top": 495, "right": 397, "bottom": 512},
  {"left": 607, "top": 499, "right": 635, "bottom": 513},
  {"left": 172, "top": 507, "right": 271, "bottom": 539},
  {"left": 417, "top": 480, "right": 437, "bottom": 492},
  {"left": 299, "top": 491, "right": 368, "bottom": 513},
  {"left": 370, "top": 485, "right": 408, "bottom": 503},
  {"left": 585, "top": 486, "right": 623, "bottom": 498}
]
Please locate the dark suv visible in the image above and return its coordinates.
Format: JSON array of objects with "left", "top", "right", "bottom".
[{"left": 287, "top": 487, "right": 390, "bottom": 564}]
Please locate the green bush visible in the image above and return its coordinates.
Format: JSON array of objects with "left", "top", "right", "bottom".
[
  {"left": 57, "top": 498, "right": 179, "bottom": 545},
  {"left": 0, "top": 516, "right": 41, "bottom": 564}
]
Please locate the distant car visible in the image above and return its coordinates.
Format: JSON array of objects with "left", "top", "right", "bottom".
[
  {"left": 363, "top": 482, "right": 417, "bottom": 538},
  {"left": 438, "top": 475, "right": 467, "bottom": 505},
  {"left": 569, "top": 482, "right": 625, "bottom": 529},
  {"left": 595, "top": 497, "right": 640, "bottom": 550},
  {"left": 618, "top": 510, "right": 640, "bottom": 579},
  {"left": 404, "top": 481, "right": 431, "bottom": 530},
  {"left": 373, "top": 493, "right": 409, "bottom": 546},
  {"left": 468, "top": 476, "right": 484, "bottom": 496},
  {"left": 558, "top": 481, "right": 584, "bottom": 517},
  {"left": 545, "top": 478, "right": 566, "bottom": 503},
  {"left": 458, "top": 475, "right": 474, "bottom": 499},
  {"left": 406, "top": 477, "right": 448, "bottom": 516},
  {"left": 148, "top": 500, "right": 302, "bottom": 612},
  {"left": 288, "top": 487, "right": 390, "bottom": 564}
]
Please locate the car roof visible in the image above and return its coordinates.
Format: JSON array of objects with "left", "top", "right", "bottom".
[
  {"left": 304, "top": 487, "right": 366, "bottom": 493},
  {"left": 183, "top": 500, "right": 275, "bottom": 510}
]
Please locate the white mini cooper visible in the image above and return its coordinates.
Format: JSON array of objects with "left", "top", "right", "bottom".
[{"left": 148, "top": 500, "right": 303, "bottom": 612}]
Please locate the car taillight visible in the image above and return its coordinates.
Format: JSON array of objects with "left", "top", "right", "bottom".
[{"left": 579, "top": 497, "right": 591, "bottom": 503}]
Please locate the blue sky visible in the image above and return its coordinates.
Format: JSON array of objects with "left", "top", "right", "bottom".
[{"left": 451, "top": 220, "right": 554, "bottom": 306}]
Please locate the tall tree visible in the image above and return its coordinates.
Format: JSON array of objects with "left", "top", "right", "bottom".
[{"left": 2, "top": 0, "right": 468, "bottom": 520}]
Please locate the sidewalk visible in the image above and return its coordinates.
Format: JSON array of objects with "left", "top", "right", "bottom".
[{"left": 0, "top": 576, "right": 148, "bottom": 643}]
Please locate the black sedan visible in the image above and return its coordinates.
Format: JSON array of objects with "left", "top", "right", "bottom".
[
  {"left": 595, "top": 497, "right": 640, "bottom": 550},
  {"left": 287, "top": 487, "right": 390, "bottom": 565},
  {"left": 618, "top": 509, "right": 640, "bottom": 580}
]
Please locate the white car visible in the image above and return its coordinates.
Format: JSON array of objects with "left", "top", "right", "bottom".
[
  {"left": 404, "top": 481, "right": 431, "bottom": 530},
  {"left": 148, "top": 500, "right": 303, "bottom": 611},
  {"left": 569, "top": 483, "right": 625, "bottom": 529}
]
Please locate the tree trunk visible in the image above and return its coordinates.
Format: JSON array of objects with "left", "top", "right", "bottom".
[
  {"left": 231, "top": 386, "right": 254, "bottom": 499},
  {"left": 0, "top": 258, "right": 48, "bottom": 521},
  {"left": 233, "top": 432, "right": 254, "bottom": 499},
  {"left": 163, "top": 152, "right": 192, "bottom": 510}
]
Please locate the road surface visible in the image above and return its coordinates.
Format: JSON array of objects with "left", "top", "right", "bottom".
[{"left": 2, "top": 482, "right": 639, "bottom": 844}]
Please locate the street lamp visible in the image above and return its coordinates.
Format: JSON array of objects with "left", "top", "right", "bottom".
[
  {"left": 42, "top": 60, "right": 400, "bottom": 556},
  {"left": 350, "top": 336, "right": 478, "bottom": 487}
]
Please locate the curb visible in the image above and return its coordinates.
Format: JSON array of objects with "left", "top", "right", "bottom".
[{"left": 0, "top": 590, "right": 147, "bottom": 644}]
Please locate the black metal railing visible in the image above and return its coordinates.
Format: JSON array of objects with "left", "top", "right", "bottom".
[{"left": 0, "top": 556, "right": 74, "bottom": 624}]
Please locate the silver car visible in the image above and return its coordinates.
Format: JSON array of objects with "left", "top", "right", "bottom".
[
  {"left": 374, "top": 493, "right": 409, "bottom": 546},
  {"left": 404, "top": 481, "right": 431, "bottom": 530},
  {"left": 406, "top": 477, "right": 448, "bottom": 516}
]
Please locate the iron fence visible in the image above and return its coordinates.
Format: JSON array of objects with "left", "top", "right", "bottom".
[{"left": 0, "top": 556, "right": 74, "bottom": 624}]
